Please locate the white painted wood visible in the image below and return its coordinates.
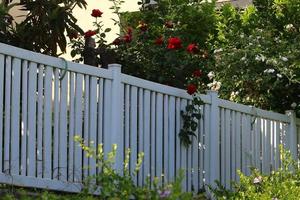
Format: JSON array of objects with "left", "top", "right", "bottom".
[
  {"left": 83, "top": 75, "right": 90, "bottom": 178},
  {"left": 4, "top": 56, "right": 12, "bottom": 174},
  {"left": 168, "top": 96, "right": 176, "bottom": 182},
  {"left": 175, "top": 98, "right": 181, "bottom": 177},
  {"left": 180, "top": 99, "right": 187, "bottom": 191},
  {"left": 68, "top": 72, "right": 75, "bottom": 181},
  {"left": 225, "top": 109, "right": 231, "bottom": 188},
  {"left": 43, "top": 66, "right": 53, "bottom": 179},
  {"left": 59, "top": 71, "right": 68, "bottom": 181},
  {"left": 20, "top": 60, "right": 28, "bottom": 176},
  {"left": 275, "top": 121, "right": 280, "bottom": 170},
  {"left": 199, "top": 105, "right": 204, "bottom": 188},
  {"left": 74, "top": 73, "right": 83, "bottom": 182},
  {"left": 255, "top": 118, "right": 262, "bottom": 171},
  {"left": 220, "top": 108, "right": 225, "bottom": 186},
  {"left": 124, "top": 84, "right": 130, "bottom": 151},
  {"left": 156, "top": 93, "right": 163, "bottom": 183},
  {"left": 163, "top": 95, "right": 169, "bottom": 183},
  {"left": 204, "top": 104, "right": 211, "bottom": 185},
  {"left": 130, "top": 86, "right": 138, "bottom": 184},
  {"left": 286, "top": 111, "right": 298, "bottom": 160},
  {"left": 103, "top": 79, "right": 112, "bottom": 156},
  {"left": 37, "top": 65, "right": 44, "bottom": 178},
  {"left": 150, "top": 92, "right": 156, "bottom": 184},
  {"left": 108, "top": 64, "right": 124, "bottom": 172},
  {"left": 10, "top": 58, "right": 21, "bottom": 175},
  {"left": 138, "top": 88, "right": 144, "bottom": 186},
  {"left": 265, "top": 120, "right": 271, "bottom": 174},
  {"left": 0, "top": 43, "right": 113, "bottom": 79},
  {"left": 207, "top": 91, "right": 220, "bottom": 186},
  {"left": 0, "top": 54, "right": 5, "bottom": 173},
  {"left": 245, "top": 114, "right": 252, "bottom": 175},
  {"left": 89, "top": 77, "right": 97, "bottom": 177},
  {"left": 192, "top": 112, "right": 199, "bottom": 193},
  {"left": 53, "top": 69, "right": 60, "bottom": 180},
  {"left": 97, "top": 78, "right": 104, "bottom": 174},
  {"left": 27, "top": 62, "right": 37, "bottom": 177},
  {"left": 143, "top": 90, "right": 151, "bottom": 184},
  {"left": 231, "top": 111, "right": 236, "bottom": 181},
  {"left": 235, "top": 112, "right": 241, "bottom": 182}
]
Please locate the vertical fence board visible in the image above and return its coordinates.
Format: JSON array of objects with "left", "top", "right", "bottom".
[
  {"left": 175, "top": 98, "right": 181, "bottom": 177},
  {"left": 168, "top": 97, "right": 175, "bottom": 182},
  {"left": 68, "top": 72, "right": 75, "bottom": 181},
  {"left": 103, "top": 80, "right": 112, "bottom": 155},
  {"left": 130, "top": 86, "right": 138, "bottom": 184},
  {"left": 235, "top": 112, "right": 241, "bottom": 181},
  {"left": 124, "top": 85, "right": 130, "bottom": 151},
  {"left": 83, "top": 75, "right": 90, "bottom": 178},
  {"left": 225, "top": 109, "right": 231, "bottom": 188},
  {"left": 74, "top": 73, "right": 83, "bottom": 182},
  {"left": 27, "top": 62, "right": 37, "bottom": 177},
  {"left": 89, "top": 77, "right": 97, "bottom": 177},
  {"left": 150, "top": 92, "right": 156, "bottom": 184},
  {"left": 156, "top": 93, "right": 163, "bottom": 181},
  {"left": 0, "top": 54, "right": 4, "bottom": 173},
  {"left": 143, "top": 90, "right": 151, "bottom": 184},
  {"left": 204, "top": 105, "right": 210, "bottom": 185},
  {"left": 11, "top": 58, "right": 21, "bottom": 175},
  {"left": 4, "top": 56, "right": 12, "bottom": 173},
  {"left": 275, "top": 121, "right": 280, "bottom": 170},
  {"left": 37, "top": 65, "right": 44, "bottom": 178},
  {"left": 97, "top": 78, "right": 104, "bottom": 175},
  {"left": 138, "top": 88, "right": 144, "bottom": 185},
  {"left": 43, "top": 66, "right": 53, "bottom": 179},
  {"left": 199, "top": 105, "right": 204, "bottom": 188},
  {"left": 53, "top": 69, "right": 60, "bottom": 180},
  {"left": 231, "top": 111, "right": 236, "bottom": 181},
  {"left": 163, "top": 95, "right": 169, "bottom": 184},
  {"left": 220, "top": 108, "right": 225, "bottom": 185},
  {"left": 180, "top": 99, "right": 187, "bottom": 191}
]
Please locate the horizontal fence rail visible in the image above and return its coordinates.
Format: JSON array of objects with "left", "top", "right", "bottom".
[{"left": 0, "top": 42, "right": 300, "bottom": 194}]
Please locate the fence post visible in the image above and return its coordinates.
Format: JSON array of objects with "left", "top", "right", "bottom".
[
  {"left": 285, "top": 110, "right": 297, "bottom": 160},
  {"left": 108, "top": 64, "right": 124, "bottom": 171},
  {"left": 206, "top": 90, "right": 220, "bottom": 189}
]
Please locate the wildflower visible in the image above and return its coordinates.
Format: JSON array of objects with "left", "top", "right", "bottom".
[
  {"left": 264, "top": 68, "right": 275, "bottom": 74},
  {"left": 291, "top": 102, "right": 297, "bottom": 109},
  {"left": 255, "top": 54, "right": 266, "bottom": 62},
  {"left": 207, "top": 81, "right": 221, "bottom": 91},
  {"left": 84, "top": 30, "right": 97, "bottom": 38},
  {"left": 213, "top": 48, "right": 223, "bottom": 54},
  {"left": 68, "top": 30, "right": 79, "bottom": 40},
  {"left": 91, "top": 9, "right": 103, "bottom": 18},
  {"left": 186, "top": 43, "right": 199, "bottom": 54},
  {"left": 253, "top": 176, "right": 262, "bottom": 184},
  {"left": 207, "top": 71, "right": 215, "bottom": 80},
  {"left": 193, "top": 69, "right": 202, "bottom": 77},
  {"left": 167, "top": 37, "right": 182, "bottom": 50},
  {"left": 202, "top": 50, "right": 209, "bottom": 59},
  {"left": 280, "top": 56, "right": 288, "bottom": 62},
  {"left": 276, "top": 74, "right": 282, "bottom": 78},
  {"left": 112, "top": 37, "right": 122, "bottom": 45},
  {"left": 158, "top": 189, "right": 171, "bottom": 198},
  {"left": 285, "top": 24, "right": 295, "bottom": 32},
  {"left": 187, "top": 84, "right": 197, "bottom": 95}
]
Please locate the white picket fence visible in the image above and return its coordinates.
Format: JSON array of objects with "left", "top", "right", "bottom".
[{"left": 0, "top": 42, "right": 299, "bottom": 193}]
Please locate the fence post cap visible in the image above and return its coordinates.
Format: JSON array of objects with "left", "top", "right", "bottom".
[
  {"left": 108, "top": 63, "right": 122, "bottom": 69},
  {"left": 285, "top": 110, "right": 295, "bottom": 115}
]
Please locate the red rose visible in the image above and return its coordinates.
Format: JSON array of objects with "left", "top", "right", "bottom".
[
  {"left": 154, "top": 36, "right": 163, "bottom": 45},
  {"left": 165, "top": 21, "right": 174, "bottom": 28},
  {"left": 126, "top": 27, "right": 133, "bottom": 35},
  {"left": 112, "top": 37, "right": 122, "bottom": 45},
  {"left": 187, "top": 43, "right": 199, "bottom": 54},
  {"left": 167, "top": 37, "right": 182, "bottom": 50},
  {"left": 137, "top": 21, "right": 148, "bottom": 32},
  {"left": 193, "top": 69, "right": 202, "bottom": 77},
  {"left": 187, "top": 84, "right": 197, "bottom": 95},
  {"left": 91, "top": 9, "right": 103, "bottom": 18},
  {"left": 123, "top": 34, "right": 132, "bottom": 43},
  {"left": 84, "top": 30, "right": 97, "bottom": 38},
  {"left": 68, "top": 30, "right": 79, "bottom": 40}
]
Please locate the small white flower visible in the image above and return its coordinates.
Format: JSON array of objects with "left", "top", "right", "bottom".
[
  {"left": 240, "top": 34, "right": 244, "bottom": 38},
  {"left": 264, "top": 68, "right": 275, "bottom": 73},
  {"left": 276, "top": 74, "right": 282, "bottom": 78},
  {"left": 241, "top": 56, "right": 246, "bottom": 61},
  {"left": 253, "top": 176, "right": 262, "bottom": 184},
  {"left": 207, "top": 71, "right": 215, "bottom": 80},
  {"left": 255, "top": 54, "right": 266, "bottom": 62},
  {"left": 285, "top": 24, "right": 295, "bottom": 32},
  {"left": 208, "top": 80, "right": 221, "bottom": 91},
  {"left": 280, "top": 56, "right": 288, "bottom": 62},
  {"left": 291, "top": 102, "right": 297, "bottom": 109},
  {"left": 249, "top": 42, "right": 253, "bottom": 46},
  {"left": 213, "top": 48, "right": 223, "bottom": 54}
]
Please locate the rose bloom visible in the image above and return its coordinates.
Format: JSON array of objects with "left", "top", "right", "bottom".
[
  {"left": 154, "top": 36, "right": 163, "bottom": 45},
  {"left": 68, "top": 31, "right": 79, "bottom": 40},
  {"left": 167, "top": 37, "right": 182, "bottom": 50},
  {"left": 186, "top": 43, "right": 199, "bottom": 54},
  {"left": 137, "top": 21, "right": 148, "bottom": 32},
  {"left": 187, "top": 84, "right": 197, "bottom": 95},
  {"left": 126, "top": 27, "right": 133, "bottom": 35},
  {"left": 193, "top": 69, "right": 202, "bottom": 77},
  {"left": 91, "top": 9, "right": 103, "bottom": 18},
  {"left": 84, "top": 30, "right": 97, "bottom": 38},
  {"left": 123, "top": 34, "right": 132, "bottom": 43},
  {"left": 165, "top": 21, "right": 174, "bottom": 28},
  {"left": 112, "top": 37, "right": 122, "bottom": 45}
]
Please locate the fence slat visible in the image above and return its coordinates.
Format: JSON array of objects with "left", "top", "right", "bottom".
[
  {"left": 156, "top": 93, "right": 163, "bottom": 182},
  {"left": 143, "top": 90, "right": 151, "bottom": 184},
  {"left": 275, "top": 121, "right": 280, "bottom": 170},
  {"left": 11, "top": 58, "right": 21, "bottom": 175},
  {"left": 43, "top": 66, "right": 53, "bottom": 179},
  {"left": 0, "top": 55, "right": 5, "bottom": 173},
  {"left": 225, "top": 109, "right": 231, "bottom": 188},
  {"left": 74, "top": 73, "right": 83, "bottom": 182},
  {"left": 199, "top": 105, "right": 204, "bottom": 188},
  {"left": 150, "top": 92, "right": 156, "bottom": 184},
  {"left": 68, "top": 72, "right": 75, "bottom": 181},
  {"left": 180, "top": 99, "right": 187, "bottom": 191},
  {"left": 27, "top": 62, "right": 38, "bottom": 177},
  {"left": 37, "top": 65, "right": 44, "bottom": 178},
  {"left": 163, "top": 95, "right": 169, "bottom": 183},
  {"left": 231, "top": 111, "right": 236, "bottom": 181},
  {"left": 138, "top": 88, "right": 144, "bottom": 186},
  {"left": 130, "top": 86, "right": 138, "bottom": 184},
  {"left": 168, "top": 96, "right": 176, "bottom": 182},
  {"left": 83, "top": 75, "right": 90, "bottom": 178},
  {"left": 97, "top": 78, "right": 104, "bottom": 175},
  {"left": 220, "top": 108, "right": 225, "bottom": 186},
  {"left": 124, "top": 85, "right": 130, "bottom": 151},
  {"left": 204, "top": 104, "right": 210, "bottom": 185},
  {"left": 235, "top": 112, "right": 241, "bottom": 181},
  {"left": 175, "top": 98, "right": 181, "bottom": 177},
  {"left": 89, "top": 77, "right": 97, "bottom": 177}
]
